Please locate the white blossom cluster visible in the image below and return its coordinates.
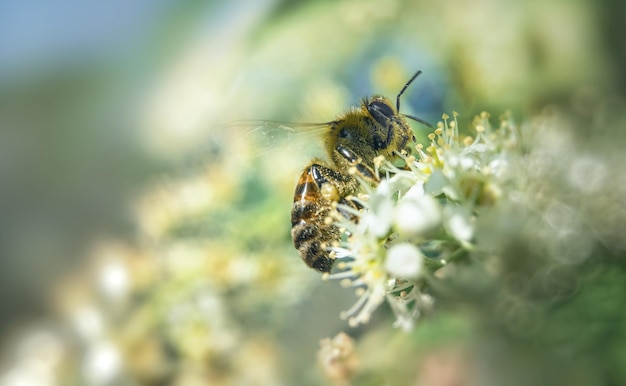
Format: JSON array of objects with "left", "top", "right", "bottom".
[{"left": 327, "top": 112, "right": 522, "bottom": 330}]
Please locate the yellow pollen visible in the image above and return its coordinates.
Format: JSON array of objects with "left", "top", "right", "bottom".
[
  {"left": 321, "top": 183, "right": 339, "bottom": 201},
  {"left": 475, "top": 125, "right": 485, "bottom": 133},
  {"left": 463, "top": 136, "right": 474, "bottom": 146},
  {"left": 374, "top": 155, "right": 385, "bottom": 169},
  {"left": 442, "top": 113, "right": 449, "bottom": 120},
  {"left": 416, "top": 143, "right": 423, "bottom": 150},
  {"left": 427, "top": 133, "right": 436, "bottom": 141},
  {"left": 434, "top": 128, "right": 443, "bottom": 136}
]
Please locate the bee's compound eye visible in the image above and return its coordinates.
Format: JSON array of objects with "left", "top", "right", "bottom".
[{"left": 368, "top": 100, "right": 395, "bottom": 126}]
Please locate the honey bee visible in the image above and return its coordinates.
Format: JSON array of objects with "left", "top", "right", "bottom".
[{"left": 290, "top": 70, "right": 430, "bottom": 273}]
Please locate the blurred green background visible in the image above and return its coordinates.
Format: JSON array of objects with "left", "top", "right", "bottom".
[{"left": 0, "top": 0, "right": 625, "bottom": 385}]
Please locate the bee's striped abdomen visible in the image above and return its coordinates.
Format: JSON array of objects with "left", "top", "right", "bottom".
[{"left": 291, "top": 163, "right": 340, "bottom": 273}]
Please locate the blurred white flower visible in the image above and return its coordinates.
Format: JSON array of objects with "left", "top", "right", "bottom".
[
  {"left": 83, "top": 341, "right": 121, "bottom": 385},
  {"left": 0, "top": 329, "right": 65, "bottom": 386},
  {"left": 385, "top": 243, "right": 424, "bottom": 279},
  {"left": 394, "top": 195, "right": 441, "bottom": 236},
  {"left": 445, "top": 206, "right": 474, "bottom": 243},
  {"left": 567, "top": 154, "right": 607, "bottom": 195},
  {"left": 98, "top": 259, "right": 130, "bottom": 302},
  {"left": 317, "top": 332, "right": 359, "bottom": 384},
  {"left": 71, "top": 306, "right": 104, "bottom": 340}
]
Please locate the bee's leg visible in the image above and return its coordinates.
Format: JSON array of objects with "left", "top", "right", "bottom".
[
  {"left": 307, "top": 162, "right": 358, "bottom": 199},
  {"left": 336, "top": 196, "right": 363, "bottom": 222},
  {"left": 331, "top": 145, "right": 386, "bottom": 223},
  {"left": 308, "top": 163, "right": 369, "bottom": 225},
  {"left": 335, "top": 145, "right": 380, "bottom": 184}
]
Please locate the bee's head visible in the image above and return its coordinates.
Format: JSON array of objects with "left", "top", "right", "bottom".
[
  {"left": 361, "top": 96, "right": 415, "bottom": 157},
  {"left": 363, "top": 71, "right": 433, "bottom": 157},
  {"left": 330, "top": 71, "right": 431, "bottom": 162}
]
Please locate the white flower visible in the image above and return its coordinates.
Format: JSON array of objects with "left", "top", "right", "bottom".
[
  {"left": 401, "top": 180, "right": 424, "bottom": 199},
  {"left": 385, "top": 243, "right": 424, "bottom": 279},
  {"left": 424, "top": 169, "right": 447, "bottom": 195},
  {"left": 328, "top": 111, "right": 523, "bottom": 330},
  {"left": 394, "top": 195, "right": 441, "bottom": 236},
  {"left": 361, "top": 181, "right": 394, "bottom": 238}
]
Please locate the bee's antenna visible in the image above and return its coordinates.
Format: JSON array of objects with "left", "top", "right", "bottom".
[
  {"left": 403, "top": 114, "right": 433, "bottom": 128},
  {"left": 396, "top": 70, "right": 422, "bottom": 112},
  {"left": 396, "top": 70, "right": 432, "bottom": 128}
]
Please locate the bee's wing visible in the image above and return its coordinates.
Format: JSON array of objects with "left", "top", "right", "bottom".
[{"left": 221, "top": 120, "right": 332, "bottom": 160}]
